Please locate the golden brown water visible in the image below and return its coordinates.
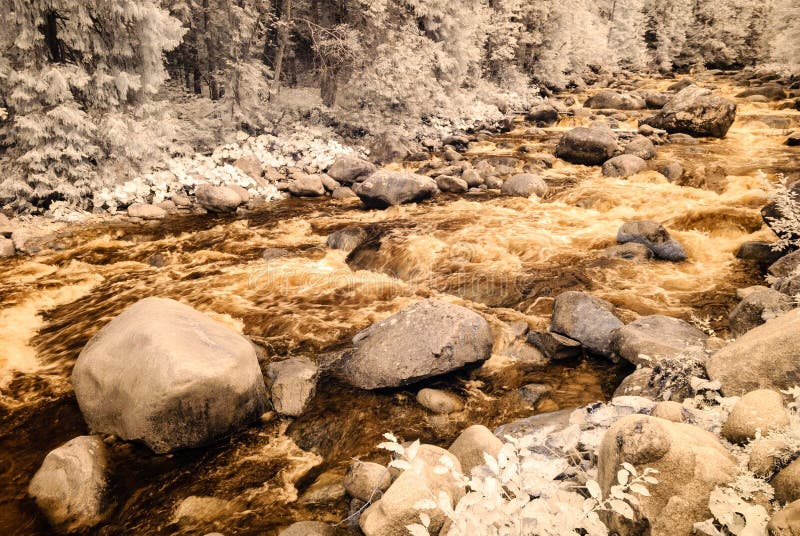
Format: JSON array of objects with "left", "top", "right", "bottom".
[{"left": 0, "top": 73, "right": 798, "bottom": 535}]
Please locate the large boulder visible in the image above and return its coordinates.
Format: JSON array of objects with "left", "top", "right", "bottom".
[
  {"left": 525, "top": 103, "right": 559, "bottom": 126},
  {"left": 610, "top": 315, "right": 708, "bottom": 366},
  {"left": 127, "top": 203, "right": 167, "bottom": 220},
  {"left": 722, "top": 389, "right": 789, "bottom": 444},
  {"left": 617, "top": 221, "right": 687, "bottom": 261},
  {"left": 555, "top": 127, "right": 619, "bottom": 165},
  {"left": 195, "top": 184, "right": 243, "bottom": 212},
  {"left": 639, "top": 85, "right": 737, "bottom": 138},
  {"left": 288, "top": 173, "right": 326, "bottom": 197},
  {"left": 266, "top": 357, "right": 318, "bottom": 417},
  {"left": 585, "top": 90, "right": 646, "bottom": 110},
  {"left": 623, "top": 136, "right": 657, "bottom": 160},
  {"left": 706, "top": 308, "right": 800, "bottom": 395},
  {"left": 602, "top": 155, "right": 648, "bottom": 178},
  {"left": 354, "top": 171, "right": 437, "bottom": 209},
  {"left": 769, "top": 250, "right": 800, "bottom": 278},
  {"left": 327, "top": 155, "right": 376, "bottom": 185},
  {"left": 360, "top": 445, "right": 463, "bottom": 536},
  {"left": 736, "top": 241, "right": 785, "bottom": 270},
  {"left": 728, "top": 287, "right": 793, "bottom": 337},
  {"left": 436, "top": 175, "right": 469, "bottom": 194},
  {"left": 500, "top": 173, "right": 548, "bottom": 198},
  {"left": 369, "top": 132, "right": 411, "bottom": 164},
  {"left": 772, "top": 458, "right": 800, "bottom": 505},
  {"left": 338, "top": 300, "right": 493, "bottom": 389},
  {"left": 71, "top": 297, "right": 268, "bottom": 453},
  {"left": 344, "top": 461, "right": 393, "bottom": 502},
  {"left": 326, "top": 227, "right": 367, "bottom": 252},
  {"left": 769, "top": 499, "right": 800, "bottom": 535},
  {"left": 28, "top": 436, "right": 109, "bottom": 533},
  {"left": 598, "top": 415, "right": 737, "bottom": 536},
  {"left": 736, "top": 84, "right": 787, "bottom": 101},
  {"left": 550, "top": 291, "right": 623, "bottom": 357}
]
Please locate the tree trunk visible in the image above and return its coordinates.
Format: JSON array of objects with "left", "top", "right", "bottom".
[
  {"left": 203, "top": 0, "right": 220, "bottom": 100},
  {"left": 272, "top": 0, "right": 292, "bottom": 92},
  {"left": 321, "top": 69, "right": 337, "bottom": 107},
  {"left": 43, "top": 10, "right": 63, "bottom": 63}
]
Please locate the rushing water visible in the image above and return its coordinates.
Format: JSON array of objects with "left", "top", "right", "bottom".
[{"left": 0, "top": 74, "right": 798, "bottom": 535}]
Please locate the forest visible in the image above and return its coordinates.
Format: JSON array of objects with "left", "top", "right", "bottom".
[
  {"left": 0, "top": 0, "right": 798, "bottom": 212},
  {"left": 2, "top": 1, "right": 800, "bottom": 536}
]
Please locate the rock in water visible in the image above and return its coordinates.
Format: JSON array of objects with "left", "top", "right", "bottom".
[
  {"left": 623, "top": 135, "right": 657, "bottom": 160},
  {"left": 344, "top": 461, "right": 393, "bottom": 502},
  {"left": 354, "top": 171, "right": 438, "bottom": 209},
  {"left": 639, "top": 85, "right": 736, "bottom": 138},
  {"left": 610, "top": 315, "right": 708, "bottom": 366},
  {"left": 585, "top": 90, "right": 646, "bottom": 110},
  {"left": 448, "top": 424, "right": 503, "bottom": 476},
  {"left": 416, "top": 388, "right": 464, "bottom": 414},
  {"left": 728, "top": 288, "right": 793, "bottom": 337},
  {"left": 127, "top": 203, "right": 167, "bottom": 220},
  {"left": 617, "top": 221, "right": 687, "bottom": 261},
  {"left": 28, "top": 436, "right": 108, "bottom": 532},
  {"left": 326, "top": 155, "right": 376, "bottom": 185},
  {"left": 278, "top": 521, "right": 335, "bottom": 536},
  {"left": 602, "top": 155, "right": 648, "bottom": 177},
  {"left": 326, "top": 227, "right": 367, "bottom": 252},
  {"left": 555, "top": 127, "right": 619, "bottom": 165},
  {"left": 598, "top": 415, "right": 737, "bottom": 536},
  {"left": 71, "top": 297, "right": 268, "bottom": 453},
  {"left": 195, "top": 184, "right": 243, "bottom": 212},
  {"left": 500, "top": 173, "right": 548, "bottom": 197},
  {"left": 550, "top": 291, "right": 623, "bottom": 357},
  {"left": 525, "top": 103, "right": 559, "bottom": 126},
  {"left": 338, "top": 300, "right": 493, "bottom": 389},
  {"left": 266, "top": 357, "right": 318, "bottom": 417},
  {"left": 707, "top": 308, "right": 800, "bottom": 395},
  {"left": 288, "top": 173, "right": 326, "bottom": 197}
]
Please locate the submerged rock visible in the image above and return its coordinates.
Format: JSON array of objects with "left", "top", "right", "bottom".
[
  {"left": 338, "top": 300, "right": 493, "bottom": 389},
  {"left": 71, "top": 297, "right": 268, "bottom": 453},
  {"left": 344, "top": 461, "right": 392, "bottom": 503},
  {"left": 598, "top": 415, "right": 737, "bottom": 536},
  {"left": 623, "top": 135, "right": 657, "bottom": 160},
  {"left": 617, "top": 221, "right": 687, "bottom": 261},
  {"left": 555, "top": 127, "right": 618, "bottom": 165},
  {"left": 526, "top": 330, "right": 583, "bottom": 360},
  {"left": 736, "top": 83, "right": 787, "bottom": 101},
  {"left": 28, "top": 436, "right": 109, "bottom": 533},
  {"left": 735, "top": 241, "right": 785, "bottom": 270},
  {"left": 550, "top": 291, "right": 623, "bottom": 357},
  {"left": 602, "top": 242, "right": 654, "bottom": 261},
  {"left": 127, "top": 203, "right": 167, "bottom": 220},
  {"left": 525, "top": 103, "right": 559, "bottom": 126},
  {"left": 416, "top": 388, "right": 464, "bottom": 414},
  {"left": 640, "top": 85, "right": 737, "bottom": 138},
  {"left": 279, "top": 521, "right": 335, "bottom": 536},
  {"left": 326, "top": 227, "right": 367, "bottom": 252},
  {"left": 354, "top": 171, "right": 437, "bottom": 209}
]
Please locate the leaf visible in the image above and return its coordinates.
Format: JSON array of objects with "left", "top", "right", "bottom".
[
  {"left": 405, "top": 523, "right": 430, "bottom": 536},
  {"left": 419, "top": 512, "right": 431, "bottom": 528},
  {"left": 586, "top": 480, "right": 602, "bottom": 499},
  {"left": 609, "top": 499, "right": 635, "bottom": 520},
  {"left": 629, "top": 483, "right": 651, "bottom": 497},
  {"left": 621, "top": 462, "right": 637, "bottom": 476},
  {"left": 383, "top": 432, "right": 398, "bottom": 443},
  {"left": 643, "top": 476, "right": 659, "bottom": 485},
  {"left": 378, "top": 441, "right": 405, "bottom": 454},
  {"left": 407, "top": 439, "right": 420, "bottom": 461},
  {"left": 389, "top": 459, "right": 412, "bottom": 471},
  {"left": 617, "top": 469, "right": 629, "bottom": 486},
  {"left": 483, "top": 452, "right": 500, "bottom": 475}
]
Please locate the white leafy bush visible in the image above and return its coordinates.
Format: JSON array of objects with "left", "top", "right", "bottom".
[
  {"left": 377, "top": 431, "right": 657, "bottom": 536},
  {"left": 765, "top": 175, "right": 800, "bottom": 252}
]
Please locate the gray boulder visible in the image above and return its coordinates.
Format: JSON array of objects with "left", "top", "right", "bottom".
[
  {"left": 550, "top": 291, "right": 623, "bottom": 357},
  {"left": 266, "top": 357, "right": 318, "bottom": 417},
  {"left": 640, "top": 85, "right": 737, "bottom": 138},
  {"left": 610, "top": 315, "right": 708, "bottom": 366},
  {"left": 526, "top": 331, "right": 583, "bottom": 360},
  {"left": 736, "top": 241, "right": 785, "bottom": 270},
  {"left": 195, "top": 184, "right": 243, "bottom": 212},
  {"left": 623, "top": 136, "right": 657, "bottom": 160},
  {"left": 617, "top": 221, "right": 687, "bottom": 261},
  {"left": 500, "top": 174, "right": 548, "bottom": 197},
  {"left": 127, "top": 203, "right": 167, "bottom": 220},
  {"left": 729, "top": 288, "right": 793, "bottom": 337},
  {"left": 585, "top": 90, "right": 646, "bottom": 110},
  {"left": 355, "top": 171, "right": 437, "bottom": 209},
  {"left": 279, "top": 521, "right": 335, "bottom": 536},
  {"left": 768, "top": 499, "right": 800, "bottom": 535},
  {"left": 555, "top": 127, "right": 619, "bottom": 165},
  {"left": 28, "top": 436, "right": 109, "bottom": 533},
  {"left": 369, "top": 132, "right": 411, "bottom": 164},
  {"left": 416, "top": 388, "right": 464, "bottom": 414},
  {"left": 449, "top": 424, "right": 503, "bottom": 476},
  {"left": 338, "top": 300, "right": 493, "bottom": 389},
  {"left": 735, "top": 84, "right": 787, "bottom": 101},
  {"left": 525, "top": 103, "right": 559, "bottom": 126},
  {"left": 344, "top": 461, "right": 392, "bottom": 502},
  {"left": 657, "top": 161, "right": 684, "bottom": 182},
  {"left": 602, "top": 155, "right": 648, "bottom": 177},
  {"left": 327, "top": 155, "right": 376, "bottom": 185},
  {"left": 288, "top": 174, "right": 326, "bottom": 197},
  {"left": 768, "top": 250, "right": 800, "bottom": 278},
  {"left": 436, "top": 175, "right": 469, "bottom": 194},
  {"left": 71, "top": 297, "right": 268, "bottom": 453},
  {"left": 707, "top": 308, "right": 800, "bottom": 395},
  {"left": 722, "top": 389, "right": 789, "bottom": 444},
  {"left": 331, "top": 186, "right": 358, "bottom": 200}
]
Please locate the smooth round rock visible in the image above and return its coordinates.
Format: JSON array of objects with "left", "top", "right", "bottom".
[{"left": 722, "top": 389, "right": 789, "bottom": 444}]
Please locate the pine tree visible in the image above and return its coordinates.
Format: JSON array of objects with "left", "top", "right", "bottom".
[{"left": 0, "top": 0, "right": 184, "bottom": 211}]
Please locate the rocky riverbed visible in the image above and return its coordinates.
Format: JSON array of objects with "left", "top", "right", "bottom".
[{"left": 1, "top": 70, "right": 800, "bottom": 535}]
